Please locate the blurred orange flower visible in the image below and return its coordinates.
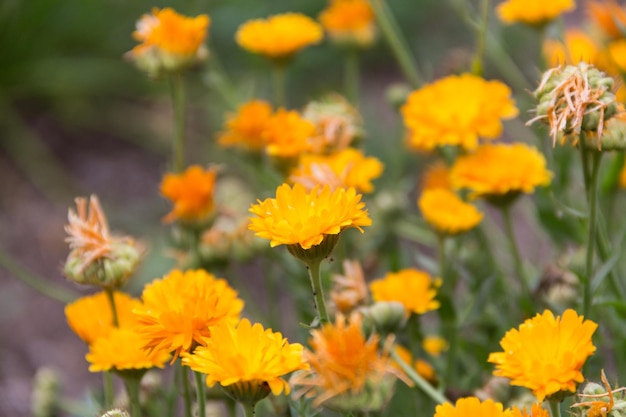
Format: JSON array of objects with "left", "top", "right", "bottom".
[
  {"left": 543, "top": 29, "right": 598, "bottom": 67},
  {"left": 497, "top": 0, "right": 575, "bottom": 25},
  {"left": 319, "top": 0, "right": 376, "bottom": 48},
  {"left": 217, "top": 100, "right": 273, "bottom": 151},
  {"left": 262, "top": 109, "right": 316, "bottom": 158},
  {"left": 369, "top": 268, "right": 440, "bottom": 316},
  {"left": 330, "top": 259, "right": 368, "bottom": 313},
  {"left": 160, "top": 165, "right": 218, "bottom": 224},
  {"left": 418, "top": 188, "right": 483, "bottom": 235},
  {"left": 587, "top": 0, "right": 626, "bottom": 39}
]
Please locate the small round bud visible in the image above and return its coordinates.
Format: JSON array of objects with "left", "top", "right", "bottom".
[{"left": 360, "top": 301, "right": 407, "bottom": 336}]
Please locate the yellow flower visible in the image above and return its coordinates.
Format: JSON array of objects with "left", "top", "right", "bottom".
[
  {"left": 236, "top": 13, "right": 323, "bottom": 60},
  {"left": 292, "top": 313, "right": 398, "bottom": 407},
  {"left": 289, "top": 148, "right": 384, "bottom": 193},
  {"left": 369, "top": 268, "right": 440, "bottom": 316},
  {"left": 319, "top": 0, "right": 376, "bottom": 48},
  {"left": 423, "top": 335, "right": 449, "bottom": 357},
  {"left": 330, "top": 259, "right": 368, "bottom": 313},
  {"left": 543, "top": 29, "right": 598, "bottom": 68},
  {"left": 248, "top": 183, "right": 372, "bottom": 250},
  {"left": 435, "top": 397, "right": 512, "bottom": 417},
  {"left": 401, "top": 74, "right": 518, "bottom": 151},
  {"left": 450, "top": 143, "right": 552, "bottom": 200},
  {"left": 497, "top": 0, "right": 575, "bottom": 25},
  {"left": 262, "top": 108, "right": 316, "bottom": 159},
  {"left": 587, "top": 0, "right": 626, "bottom": 39},
  {"left": 133, "top": 269, "right": 244, "bottom": 360},
  {"left": 421, "top": 161, "right": 452, "bottom": 191},
  {"left": 418, "top": 189, "right": 483, "bottom": 235},
  {"left": 487, "top": 309, "right": 598, "bottom": 401},
  {"left": 217, "top": 100, "right": 273, "bottom": 151},
  {"left": 86, "top": 327, "right": 170, "bottom": 372},
  {"left": 607, "top": 39, "right": 626, "bottom": 72},
  {"left": 182, "top": 319, "right": 307, "bottom": 400},
  {"left": 160, "top": 165, "right": 218, "bottom": 224},
  {"left": 65, "top": 291, "right": 142, "bottom": 345},
  {"left": 511, "top": 404, "right": 550, "bottom": 417}
]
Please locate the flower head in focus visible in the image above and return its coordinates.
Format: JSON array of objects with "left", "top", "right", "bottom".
[
  {"left": 217, "top": 100, "right": 273, "bottom": 151},
  {"left": 160, "top": 165, "right": 218, "bottom": 225},
  {"left": 435, "top": 397, "right": 512, "bottom": 417},
  {"left": 488, "top": 309, "right": 598, "bottom": 401},
  {"left": 418, "top": 188, "right": 483, "bottom": 235},
  {"left": 133, "top": 269, "right": 244, "bottom": 361},
  {"left": 319, "top": 0, "right": 377, "bottom": 48},
  {"left": 497, "top": 0, "right": 575, "bottom": 26},
  {"left": 369, "top": 268, "right": 440, "bottom": 316},
  {"left": 401, "top": 74, "right": 518, "bottom": 151},
  {"left": 182, "top": 318, "right": 308, "bottom": 405},
  {"left": 236, "top": 13, "right": 323, "bottom": 61},
  {"left": 330, "top": 259, "right": 368, "bottom": 313}
]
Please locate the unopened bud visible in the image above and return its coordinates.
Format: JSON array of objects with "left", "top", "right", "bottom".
[{"left": 360, "top": 301, "right": 407, "bottom": 336}]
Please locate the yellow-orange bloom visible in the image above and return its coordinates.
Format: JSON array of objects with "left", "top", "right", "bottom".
[
  {"left": 587, "top": 0, "right": 626, "bottom": 39},
  {"left": 401, "top": 74, "right": 518, "bottom": 151},
  {"left": 418, "top": 189, "right": 483, "bottom": 235},
  {"left": 488, "top": 309, "right": 598, "bottom": 401},
  {"left": 319, "top": 0, "right": 376, "bottom": 48},
  {"left": 248, "top": 183, "right": 372, "bottom": 250},
  {"left": 86, "top": 327, "right": 171, "bottom": 372},
  {"left": 607, "top": 39, "right": 626, "bottom": 72},
  {"left": 423, "top": 335, "right": 449, "bottom": 357},
  {"left": 421, "top": 161, "right": 452, "bottom": 191},
  {"left": 182, "top": 318, "right": 308, "bottom": 397},
  {"left": 511, "top": 404, "right": 550, "bottom": 417},
  {"left": 236, "top": 13, "right": 323, "bottom": 59},
  {"left": 262, "top": 109, "right": 316, "bottom": 158},
  {"left": 160, "top": 165, "right": 218, "bottom": 224},
  {"left": 217, "top": 100, "right": 273, "bottom": 151},
  {"left": 65, "top": 291, "right": 142, "bottom": 345},
  {"left": 497, "top": 0, "right": 575, "bottom": 25},
  {"left": 133, "top": 269, "right": 244, "bottom": 360},
  {"left": 435, "top": 397, "right": 512, "bottom": 417},
  {"left": 289, "top": 148, "right": 384, "bottom": 193},
  {"left": 450, "top": 143, "right": 552, "bottom": 200},
  {"left": 543, "top": 29, "right": 598, "bottom": 68},
  {"left": 369, "top": 268, "right": 440, "bottom": 316},
  {"left": 330, "top": 259, "right": 368, "bottom": 313}
]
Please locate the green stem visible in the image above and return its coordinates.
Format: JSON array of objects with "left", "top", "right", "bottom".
[
  {"left": 124, "top": 376, "right": 143, "bottom": 417},
  {"left": 104, "top": 287, "right": 119, "bottom": 327},
  {"left": 548, "top": 400, "right": 561, "bottom": 417},
  {"left": 166, "top": 363, "right": 181, "bottom": 417},
  {"left": 182, "top": 363, "right": 193, "bottom": 417},
  {"left": 169, "top": 72, "right": 186, "bottom": 172},
  {"left": 344, "top": 48, "right": 360, "bottom": 105},
  {"left": 471, "top": 0, "right": 490, "bottom": 75},
  {"left": 194, "top": 371, "right": 206, "bottom": 417},
  {"left": 307, "top": 259, "right": 329, "bottom": 324},
  {"left": 583, "top": 150, "right": 602, "bottom": 318},
  {"left": 103, "top": 372, "right": 114, "bottom": 410},
  {"left": 367, "top": 0, "right": 422, "bottom": 87},
  {"left": 272, "top": 64, "right": 287, "bottom": 108},
  {"left": 437, "top": 235, "right": 457, "bottom": 389},
  {"left": 242, "top": 403, "right": 257, "bottom": 417},
  {"left": 389, "top": 348, "right": 449, "bottom": 405}
]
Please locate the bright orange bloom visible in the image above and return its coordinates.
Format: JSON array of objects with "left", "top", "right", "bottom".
[
  {"left": 543, "top": 29, "right": 598, "bottom": 67},
  {"left": 435, "top": 397, "right": 512, "bottom": 417},
  {"left": 421, "top": 161, "right": 452, "bottom": 191},
  {"left": 133, "top": 269, "right": 244, "bottom": 361},
  {"left": 330, "top": 259, "right": 368, "bottom": 313},
  {"left": 248, "top": 183, "right": 372, "bottom": 249},
  {"left": 587, "top": 0, "right": 626, "bottom": 39},
  {"left": 217, "top": 100, "right": 273, "bottom": 151},
  {"left": 236, "top": 13, "right": 323, "bottom": 59},
  {"left": 418, "top": 189, "right": 483, "bottom": 235},
  {"left": 160, "top": 165, "right": 218, "bottom": 224},
  {"left": 319, "top": 0, "right": 376, "bottom": 47},
  {"left": 511, "top": 404, "right": 550, "bottom": 417},
  {"left": 369, "top": 268, "right": 440, "bottom": 316},
  {"left": 401, "top": 74, "right": 518, "bottom": 151},
  {"left": 497, "top": 0, "right": 575, "bottom": 25},
  {"left": 488, "top": 309, "right": 598, "bottom": 401},
  {"left": 262, "top": 109, "right": 316, "bottom": 158}
]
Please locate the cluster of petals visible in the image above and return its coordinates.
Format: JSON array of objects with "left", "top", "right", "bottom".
[
  {"left": 488, "top": 309, "right": 598, "bottom": 401},
  {"left": 236, "top": 13, "right": 323, "bottom": 59},
  {"left": 330, "top": 259, "right": 368, "bottom": 313},
  {"left": 217, "top": 100, "right": 273, "bottom": 151},
  {"left": 401, "top": 74, "right": 518, "bottom": 151},
  {"left": 418, "top": 188, "right": 483, "bottom": 235},
  {"left": 182, "top": 318, "right": 307, "bottom": 395},
  {"left": 160, "top": 165, "right": 218, "bottom": 223},
  {"left": 263, "top": 109, "right": 317, "bottom": 158},
  {"left": 369, "top": 268, "right": 440, "bottom": 316},
  {"left": 586, "top": 0, "right": 626, "bottom": 39},
  {"left": 318, "top": 0, "right": 376, "bottom": 47},
  {"left": 435, "top": 397, "right": 512, "bottom": 417},
  {"left": 248, "top": 183, "right": 372, "bottom": 249},
  {"left": 133, "top": 269, "right": 244, "bottom": 360},
  {"left": 496, "top": 0, "right": 575, "bottom": 25}
]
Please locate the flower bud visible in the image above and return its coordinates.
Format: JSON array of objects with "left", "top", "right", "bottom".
[
  {"left": 101, "top": 409, "right": 130, "bottom": 417},
  {"left": 360, "top": 301, "right": 407, "bottom": 336},
  {"left": 322, "top": 375, "right": 396, "bottom": 413},
  {"left": 31, "top": 367, "right": 61, "bottom": 417}
]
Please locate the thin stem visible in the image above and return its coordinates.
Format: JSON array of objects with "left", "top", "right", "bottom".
[
  {"left": 501, "top": 204, "right": 533, "bottom": 315},
  {"left": 272, "top": 64, "right": 287, "bottom": 108},
  {"left": 194, "top": 371, "right": 206, "bottom": 417},
  {"left": 169, "top": 73, "right": 186, "bottom": 172},
  {"left": 182, "top": 363, "right": 193, "bottom": 417},
  {"left": 243, "top": 403, "right": 257, "bottom": 417},
  {"left": 471, "top": 0, "right": 490, "bottom": 75},
  {"left": 166, "top": 363, "right": 181, "bottom": 417},
  {"left": 344, "top": 48, "right": 360, "bottom": 105},
  {"left": 307, "top": 259, "right": 329, "bottom": 324},
  {"left": 548, "top": 400, "right": 561, "bottom": 417},
  {"left": 124, "top": 376, "right": 143, "bottom": 417},
  {"left": 583, "top": 150, "right": 602, "bottom": 318},
  {"left": 103, "top": 372, "right": 114, "bottom": 410},
  {"left": 389, "top": 348, "right": 449, "bottom": 405},
  {"left": 104, "top": 287, "right": 119, "bottom": 327},
  {"left": 437, "top": 235, "right": 457, "bottom": 389}
]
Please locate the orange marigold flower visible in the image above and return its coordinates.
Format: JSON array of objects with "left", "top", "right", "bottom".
[
  {"left": 607, "top": 39, "right": 626, "bottom": 72},
  {"left": 236, "top": 13, "right": 323, "bottom": 60},
  {"left": 319, "top": 0, "right": 377, "bottom": 48},
  {"left": 422, "top": 335, "right": 449, "bottom": 357},
  {"left": 133, "top": 269, "right": 244, "bottom": 361},
  {"left": 262, "top": 108, "right": 316, "bottom": 159},
  {"left": 182, "top": 318, "right": 308, "bottom": 400},
  {"left": 330, "top": 259, "right": 368, "bottom": 313},
  {"left": 497, "top": 0, "right": 575, "bottom": 25},
  {"left": 86, "top": 327, "right": 170, "bottom": 373},
  {"left": 435, "top": 397, "right": 512, "bottom": 417},
  {"left": 217, "top": 100, "right": 273, "bottom": 151},
  {"left": 587, "top": 0, "right": 626, "bottom": 39},
  {"left": 369, "top": 268, "right": 440, "bottom": 316},
  {"left": 248, "top": 183, "right": 372, "bottom": 250},
  {"left": 487, "top": 309, "right": 598, "bottom": 401},
  {"left": 421, "top": 161, "right": 452, "bottom": 191},
  {"left": 401, "top": 74, "right": 518, "bottom": 151},
  {"left": 450, "top": 143, "right": 552, "bottom": 200},
  {"left": 418, "top": 189, "right": 483, "bottom": 235},
  {"left": 511, "top": 404, "right": 550, "bottom": 417},
  {"left": 160, "top": 165, "right": 218, "bottom": 224},
  {"left": 65, "top": 291, "right": 142, "bottom": 345},
  {"left": 543, "top": 29, "right": 598, "bottom": 68},
  {"left": 289, "top": 148, "right": 384, "bottom": 193}
]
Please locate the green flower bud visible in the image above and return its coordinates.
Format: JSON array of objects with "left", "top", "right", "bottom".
[
  {"left": 31, "top": 367, "right": 61, "bottom": 417},
  {"left": 322, "top": 375, "right": 396, "bottom": 413},
  {"left": 360, "top": 301, "right": 407, "bottom": 336}
]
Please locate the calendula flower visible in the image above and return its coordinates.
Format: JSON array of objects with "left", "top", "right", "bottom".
[
  {"left": 488, "top": 309, "right": 598, "bottom": 401},
  {"left": 607, "top": 39, "right": 626, "bottom": 72},
  {"left": 302, "top": 94, "right": 364, "bottom": 152},
  {"left": 319, "top": 0, "right": 377, "bottom": 48},
  {"left": 401, "top": 74, "right": 518, "bottom": 151},
  {"left": 64, "top": 195, "right": 141, "bottom": 288},
  {"left": 423, "top": 335, "right": 449, "bottom": 357},
  {"left": 435, "top": 397, "right": 512, "bottom": 417},
  {"left": 587, "top": 0, "right": 626, "bottom": 39},
  {"left": 236, "top": 13, "right": 323, "bottom": 60},
  {"left": 160, "top": 165, "right": 218, "bottom": 224},
  {"left": 369, "top": 268, "right": 440, "bottom": 316},
  {"left": 182, "top": 319, "right": 307, "bottom": 405},
  {"left": 330, "top": 259, "right": 368, "bottom": 313},
  {"left": 418, "top": 188, "right": 483, "bottom": 235},
  {"left": 65, "top": 291, "right": 142, "bottom": 345},
  {"left": 497, "top": 0, "right": 575, "bottom": 26},
  {"left": 133, "top": 269, "right": 244, "bottom": 361},
  {"left": 128, "top": 8, "right": 210, "bottom": 76},
  {"left": 86, "top": 327, "right": 170, "bottom": 372},
  {"left": 511, "top": 404, "right": 550, "bottom": 417},
  {"left": 217, "top": 100, "right": 273, "bottom": 151},
  {"left": 289, "top": 148, "right": 384, "bottom": 193},
  {"left": 262, "top": 108, "right": 316, "bottom": 159},
  {"left": 421, "top": 161, "right": 452, "bottom": 191},
  {"left": 450, "top": 143, "right": 552, "bottom": 203},
  {"left": 543, "top": 29, "right": 598, "bottom": 68},
  {"left": 249, "top": 183, "right": 372, "bottom": 250},
  {"left": 292, "top": 313, "right": 399, "bottom": 410}
]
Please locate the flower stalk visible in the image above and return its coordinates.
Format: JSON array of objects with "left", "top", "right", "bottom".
[
  {"left": 548, "top": 399, "right": 561, "bottom": 417},
  {"left": 272, "top": 64, "right": 287, "bottom": 108},
  {"left": 471, "top": 0, "right": 491, "bottom": 76},
  {"left": 582, "top": 148, "right": 603, "bottom": 318},
  {"left": 307, "top": 258, "right": 329, "bottom": 324},
  {"left": 123, "top": 376, "right": 142, "bottom": 417},
  {"left": 390, "top": 347, "right": 449, "bottom": 405},
  {"left": 194, "top": 371, "right": 206, "bottom": 417},
  {"left": 344, "top": 48, "right": 360, "bottom": 105},
  {"left": 242, "top": 403, "right": 256, "bottom": 417},
  {"left": 170, "top": 73, "right": 186, "bottom": 173}
]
